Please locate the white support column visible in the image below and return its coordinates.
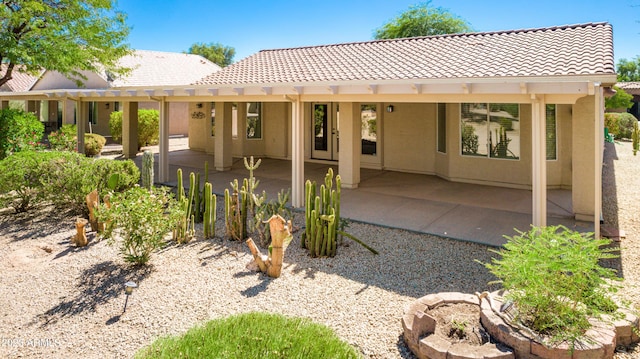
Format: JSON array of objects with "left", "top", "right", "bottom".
[
  {"left": 531, "top": 95, "right": 547, "bottom": 227},
  {"left": 214, "top": 102, "right": 233, "bottom": 171},
  {"left": 122, "top": 101, "right": 139, "bottom": 159},
  {"left": 338, "top": 102, "right": 361, "bottom": 188},
  {"left": 159, "top": 98, "right": 170, "bottom": 183},
  {"left": 76, "top": 101, "right": 87, "bottom": 154},
  {"left": 593, "top": 84, "right": 603, "bottom": 239},
  {"left": 291, "top": 98, "right": 305, "bottom": 207}
]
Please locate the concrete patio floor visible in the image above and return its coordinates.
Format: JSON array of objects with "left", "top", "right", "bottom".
[{"left": 113, "top": 137, "right": 592, "bottom": 247}]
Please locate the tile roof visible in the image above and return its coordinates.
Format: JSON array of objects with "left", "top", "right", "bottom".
[
  {"left": 0, "top": 64, "right": 43, "bottom": 92},
  {"left": 616, "top": 82, "right": 640, "bottom": 95},
  {"left": 196, "top": 22, "right": 614, "bottom": 86},
  {"left": 110, "top": 50, "right": 222, "bottom": 87}
]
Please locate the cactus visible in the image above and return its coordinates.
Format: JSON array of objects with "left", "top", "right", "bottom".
[
  {"left": 633, "top": 121, "right": 639, "bottom": 156},
  {"left": 303, "top": 168, "right": 341, "bottom": 257},
  {"left": 141, "top": 150, "right": 154, "bottom": 190},
  {"left": 203, "top": 182, "right": 216, "bottom": 239},
  {"left": 173, "top": 168, "right": 195, "bottom": 243}
]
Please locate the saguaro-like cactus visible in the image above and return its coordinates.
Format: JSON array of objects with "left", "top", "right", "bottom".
[
  {"left": 203, "top": 182, "right": 216, "bottom": 239},
  {"left": 633, "top": 121, "right": 639, "bottom": 156},
  {"left": 173, "top": 168, "right": 195, "bottom": 243},
  {"left": 141, "top": 150, "right": 154, "bottom": 189},
  {"left": 303, "top": 168, "right": 341, "bottom": 257}
]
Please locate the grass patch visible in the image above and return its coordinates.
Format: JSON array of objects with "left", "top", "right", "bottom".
[{"left": 135, "top": 312, "right": 361, "bottom": 358}]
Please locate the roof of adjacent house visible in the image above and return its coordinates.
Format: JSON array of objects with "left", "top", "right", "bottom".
[
  {"left": 196, "top": 22, "right": 614, "bottom": 86},
  {"left": 616, "top": 82, "right": 640, "bottom": 95},
  {"left": 109, "top": 50, "right": 222, "bottom": 87},
  {"left": 0, "top": 64, "right": 43, "bottom": 92}
]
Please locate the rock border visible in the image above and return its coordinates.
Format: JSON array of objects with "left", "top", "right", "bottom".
[
  {"left": 402, "top": 292, "right": 514, "bottom": 359},
  {"left": 403, "top": 291, "right": 640, "bottom": 359}
]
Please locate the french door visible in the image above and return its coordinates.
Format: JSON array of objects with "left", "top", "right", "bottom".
[{"left": 311, "top": 103, "right": 339, "bottom": 160}]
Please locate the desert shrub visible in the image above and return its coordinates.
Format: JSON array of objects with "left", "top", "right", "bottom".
[
  {"left": 135, "top": 312, "right": 361, "bottom": 358},
  {"left": 97, "top": 186, "right": 182, "bottom": 265},
  {"left": 109, "top": 109, "right": 159, "bottom": 149},
  {"left": 90, "top": 159, "right": 140, "bottom": 194},
  {"left": 0, "top": 108, "right": 44, "bottom": 159},
  {"left": 483, "top": 225, "right": 620, "bottom": 346},
  {"left": 605, "top": 112, "right": 638, "bottom": 139},
  {"left": 85, "top": 133, "right": 106, "bottom": 156},
  {"left": 48, "top": 124, "right": 78, "bottom": 152},
  {"left": 0, "top": 151, "right": 60, "bottom": 211}
]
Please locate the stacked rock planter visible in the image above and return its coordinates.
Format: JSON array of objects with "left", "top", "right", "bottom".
[
  {"left": 403, "top": 291, "right": 640, "bottom": 359},
  {"left": 402, "top": 292, "right": 514, "bottom": 359}
]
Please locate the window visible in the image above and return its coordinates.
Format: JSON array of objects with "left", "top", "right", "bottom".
[
  {"left": 88, "top": 102, "right": 98, "bottom": 125},
  {"left": 246, "top": 102, "right": 262, "bottom": 139},
  {"left": 437, "top": 103, "right": 446, "bottom": 153},
  {"left": 546, "top": 104, "right": 557, "bottom": 160},
  {"left": 361, "top": 104, "right": 377, "bottom": 155},
  {"left": 211, "top": 102, "right": 216, "bottom": 136},
  {"left": 460, "top": 103, "right": 520, "bottom": 160}
]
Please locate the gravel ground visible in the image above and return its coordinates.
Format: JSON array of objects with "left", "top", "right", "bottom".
[{"left": 0, "top": 140, "right": 638, "bottom": 359}]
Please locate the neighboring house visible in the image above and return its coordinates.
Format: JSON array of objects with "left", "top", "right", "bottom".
[
  {"left": 0, "top": 50, "right": 222, "bottom": 136},
  {"left": 615, "top": 82, "right": 640, "bottom": 119},
  {"left": 0, "top": 22, "right": 616, "bottom": 239}
]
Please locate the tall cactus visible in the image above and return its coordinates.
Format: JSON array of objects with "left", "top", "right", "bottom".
[
  {"left": 173, "top": 168, "right": 195, "bottom": 243},
  {"left": 633, "top": 121, "right": 639, "bottom": 156},
  {"left": 303, "top": 168, "right": 341, "bottom": 257},
  {"left": 141, "top": 150, "right": 154, "bottom": 190},
  {"left": 203, "top": 182, "right": 216, "bottom": 239}
]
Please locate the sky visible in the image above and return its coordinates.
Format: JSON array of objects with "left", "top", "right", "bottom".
[{"left": 118, "top": 0, "right": 640, "bottom": 65}]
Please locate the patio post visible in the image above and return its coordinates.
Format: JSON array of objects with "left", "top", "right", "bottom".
[
  {"left": 122, "top": 101, "right": 139, "bottom": 159},
  {"left": 593, "top": 84, "right": 603, "bottom": 239},
  {"left": 531, "top": 94, "right": 547, "bottom": 227},
  {"left": 158, "top": 98, "right": 170, "bottom": 183},
  {"left": 291, "top": 98, "right": 305, "bottom": 207},
  {"left": 76, "top": 100, "right": 87, "bottom": 154},
  {"left": 0, "top": 100, "right": 8, "bottom": 109},
  {"left": 214, "top": 101, "right": 233, "bottom": 171},
  {"left": 338, "top": 102, "right": 361, "bottom": 188}
]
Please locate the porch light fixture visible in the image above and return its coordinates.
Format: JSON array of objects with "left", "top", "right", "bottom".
[
  {"left": 123, "top": 281, "right": 137, "bottom": 312},
  {"left": 105, "top": 103, "right": 110, "bottom": 110},
  {"left": 196, "top": 103, "right": 203, "bottom": 109},
  {"left": 386, "top": 105, "right": 394, "bottom": 113}
]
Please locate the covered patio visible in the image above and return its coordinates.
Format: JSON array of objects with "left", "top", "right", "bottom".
[{"left": 130, "top": 140, "right": 590, "bottom": 247}]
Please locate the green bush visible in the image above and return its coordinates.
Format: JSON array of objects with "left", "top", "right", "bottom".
[
  {"left": 48, "top": 124, "right": 77, "bottom": 152},
  {"left": 85, "top": 133, "right": 106, "bottom": 156},
  {"left": 605, "top": 112, "right": 638, "bottom": 139},
  {"left": 0, "top": 151, "right": 140, "bottom": 214},
  {"left": 109, "top": 109, "right": 159, "bottom": 149},
  {"left": 97, "top": 186, "right": 182, "bottom": 265},
  {"left": 483, "top": 225, "right": 620, "bottom": 346},
  {"left": 0, "top": 108, "right": 44, "bottom": 159},
  {"left": 135, "top": 312, "right": 361, "bottom": 358},
  {"left": 0, "top": 151, "right": 60, "bottom": 211}
]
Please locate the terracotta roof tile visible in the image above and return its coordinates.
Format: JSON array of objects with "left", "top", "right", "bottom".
[
  {"left": 110, "top": 50, "right": 222, "bottom": 87},
  {"left": 196, "top": 22, "right": 614, "bottom": 86},
  {"left": 0, "top": 64, "right": 43, "bottom": 92}
]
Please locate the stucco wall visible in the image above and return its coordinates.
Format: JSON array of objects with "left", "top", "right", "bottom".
[
  {"left": 32, "top": 70, "right": 108, "bottom": 91},
  {"left": 263, "top": 102, "right": 289, "bottom": 159},
  {"left": 382, "top": 103, "right": 436, "bottom": 173},
  {"left": 188, "top": 102, "right": 214, "bottom": 153}
]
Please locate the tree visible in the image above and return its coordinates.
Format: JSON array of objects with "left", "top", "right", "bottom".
[
  {"left": 616, "top": 57, "right": 640, "bottom": 82},
  {"left": 373, "top": 1, "right": 472, "bottom": 39},
  {"left": 187, "top": 42, "right": 235, "bottom": 67},
  {"left": 0, "top": 0, "right": 131, "bottom": 88},
  {"left": 605, "top": 86, "right": 633, "bottom": 110}
]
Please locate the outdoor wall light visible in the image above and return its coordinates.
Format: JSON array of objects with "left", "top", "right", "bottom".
[
  {"left": 105, "top": 103, "right": 110, "bottom": 110},
  {"left": 123, "top": 281, "right": 138, "bottom": 312},
  {"left": 386, "top": 105, "right": 394, "bottom": 113},
  {"left": 196, "top": 103, "right": 203, "bottom": 109}
]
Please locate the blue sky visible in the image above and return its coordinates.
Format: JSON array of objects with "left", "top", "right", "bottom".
[{"left": 118, "top": 0, "right": 640, "bottom": 65}]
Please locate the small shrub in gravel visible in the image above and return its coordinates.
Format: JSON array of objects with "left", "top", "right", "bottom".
[
  {"left": 135, "top": 312, "right": 361, "bottom": 358},
  {"left": 0, "top": 151, "right": 60, "bottom": 211},
  {"left": 85, "top": 133, "right": 106, "bottom": 156},
  {"left": 605, "top": 112, "right": 638, "bottom": 139},
  {"left": 483, "top": 225, "right": 621, "bottom": 347},
  {"left": 97, "top": 186, "right": 183, "bottom": 265},
  {"left": 47, "top": 124, "right": 77, "bottom": 152}
]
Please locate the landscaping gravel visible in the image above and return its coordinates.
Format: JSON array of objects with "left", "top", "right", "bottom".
[{"left": 0, "top": 139, "right": 638, "bottom": 359}]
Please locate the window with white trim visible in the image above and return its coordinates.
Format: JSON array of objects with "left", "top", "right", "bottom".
[
  {"left": 460, "top": 103, "right": 520, "bottom": 160},
  {"left": 246, "top": 102, "right": 262, "bottom": 139},
  {"left": 546, "top": 104, "right": 557, "bottom": 160}
]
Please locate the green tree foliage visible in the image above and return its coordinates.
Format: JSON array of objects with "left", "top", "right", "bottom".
[
  {"left": 616, "top": 57, "right": 640, "bottom": 82},
  {"left": 0, "top": 0, "right": 131, "bottom": 88},
  {"left": 0, "top": 108, "right": 43, "bottom": 159},
  {"left": 374, "top": 1, "right": 472, "bottom": 39},
  {"left": 186, "top": 42, "right": 235, "bottom": 67},
  {"left": 605, "top": 86, "right": 633, "bottom": 110}
]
